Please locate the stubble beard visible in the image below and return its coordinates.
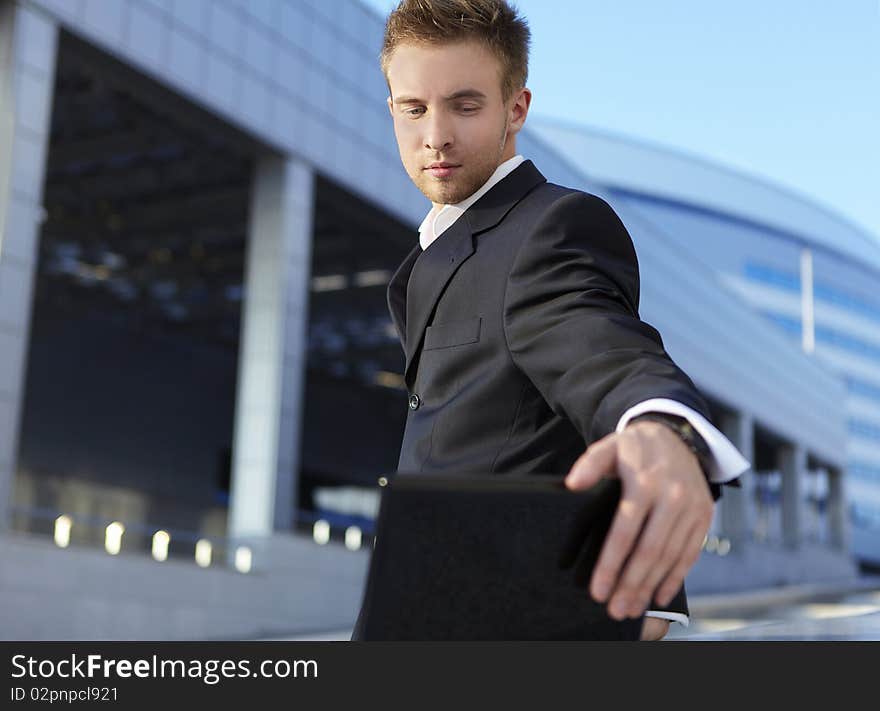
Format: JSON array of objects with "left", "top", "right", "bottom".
[{"left": 409, "top": 118, "right": 510, "bottom": 206}]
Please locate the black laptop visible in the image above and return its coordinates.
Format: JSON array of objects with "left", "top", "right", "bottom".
[{"left": 352, "top": 472, "right": 643, "bottom": 641}]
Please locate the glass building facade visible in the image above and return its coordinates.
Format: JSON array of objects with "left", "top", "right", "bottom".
[
  {"left": 0, "top": 0, "right": 864, "bottom": 638},
  {"left": 530, "top": 119, "right": 880, "bottom": 568}
]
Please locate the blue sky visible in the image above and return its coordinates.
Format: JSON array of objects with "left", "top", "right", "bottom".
[{"left": 361, "top": 0, "right": 880, "bottom": 244}]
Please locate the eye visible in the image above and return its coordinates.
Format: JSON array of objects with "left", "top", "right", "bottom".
[{"left": 404, "top": 107, "right": 426, "bottom": 117}]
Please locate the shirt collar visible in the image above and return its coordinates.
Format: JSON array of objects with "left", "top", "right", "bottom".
[{"left": 418, "top": 154, "right": 525, "bottom": 251}]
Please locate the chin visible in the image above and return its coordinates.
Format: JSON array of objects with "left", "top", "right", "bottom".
[
  {"left": 414, "top": 179, "right": 456, "bottom": 205},
  {"left": 415, "top": 173, "right": 482, "bottom": 205}
]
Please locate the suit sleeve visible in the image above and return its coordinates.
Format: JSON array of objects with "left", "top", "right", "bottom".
[{"left": 502, "top": 191, "right": 712, "bottom": 445}]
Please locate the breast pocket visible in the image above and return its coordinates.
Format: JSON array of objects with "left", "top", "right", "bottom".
[{"left": 423, "top": 317, "right": 482, "bottom": 351}]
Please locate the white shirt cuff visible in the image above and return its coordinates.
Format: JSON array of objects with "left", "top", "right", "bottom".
[
  {"left": 616, "top": 398, "right": 751, "bottom": 483},
  {"left": 645, "top": 610, "right": 689, "bottom": 627}
]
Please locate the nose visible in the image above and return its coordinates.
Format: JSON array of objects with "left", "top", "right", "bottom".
[{"left": 423, "top": 112, "right": 453, "bottom": 152}]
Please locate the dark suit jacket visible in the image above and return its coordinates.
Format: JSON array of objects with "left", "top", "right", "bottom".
[{"left": 352, "top": 159, "right": 710, "bottom": 638}]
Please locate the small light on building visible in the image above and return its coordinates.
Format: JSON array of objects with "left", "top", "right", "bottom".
[
  {"left": 105, "top": 521, "right": 125, "bottom": 555},
  {"left": 717, "top": 538, "right": 731, "bottom": 556},
  {"left": 152, "top": 530, "right": 170, "bottom": 562},
  {"left": 354, "top": 269, "right": 392, "bottom": 287},
  {"left": 234, "top": 546, "right": 252, "bottom": 574},
  {"left": 313, "top": 519, "right": 330, "bottom": 545},
  {"left": 345, "top": 526, "right": 362, "bottom": 551},
  {"left": 311, "top": 274, "right": 347, "bottom": 292},
  {"left": 374, "top": 371, "right": 405, "bottom": 390},
  {"left": 195, "top": 539, "right": 212, "bottom": 568},
  {"left": 54, "top": 515, "right": 72, "bottom": 548}
]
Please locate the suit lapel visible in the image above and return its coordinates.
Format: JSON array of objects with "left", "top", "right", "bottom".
[
  {"left": 386, "top": 159, "right": 548, "bottom": 387},
  {"left": 386, "top": 243, "right": 421, "bottom": 348},
  {"left": 463, "top": 159, "right": 546, "bottom": 236},
  {"left": 404, "top": 218, "right": 475, "bottom": 384}
]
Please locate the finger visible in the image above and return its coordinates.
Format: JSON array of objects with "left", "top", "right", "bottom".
[
  {"left": 627, "top": 514, "right": 695, "bottom": 617},
  {"left": 639, "top": 617, "right": 671, "bottom": 641},
  {"left": 565, "top": 435, "right": 617, "bottom": 490},
  {"left": 607, "top": 499, "right": 679, "bottom": 617},
  {"left": 641, "top": 515, "right": 694, "bottom": 612},
  {"left": 589, "top": 493, "right": 649, "bottom": 607},
  {"left": 654, "top": 524, "right": 706, "bottom": 607}
]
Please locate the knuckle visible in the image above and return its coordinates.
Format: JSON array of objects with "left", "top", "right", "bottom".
[
  {"left": 627, "top": 492, "right": 651, "bottom": 512},
  {"left": 616, "top": 503, "right": 642, "bottom": 525},
  {"left": 667, "top": 485, "right": 684, "bottom": 505}
]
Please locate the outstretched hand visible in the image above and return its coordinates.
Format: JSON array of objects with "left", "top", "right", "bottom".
[{"left": 564, "top": 420, "right": 714, "bottom": 621}]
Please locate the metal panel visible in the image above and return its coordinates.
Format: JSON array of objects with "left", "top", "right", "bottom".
[{"left": 18, "top": 0, "right": 852, "bottom": 469}]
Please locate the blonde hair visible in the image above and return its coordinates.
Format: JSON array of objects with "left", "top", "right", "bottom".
[{"left": 380, "top": 0, "right": 531, "bottom": 102}]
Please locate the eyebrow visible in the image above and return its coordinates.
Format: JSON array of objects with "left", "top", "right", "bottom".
[{"left": 393, "top": 89, "right": 488, "bottom": 104}]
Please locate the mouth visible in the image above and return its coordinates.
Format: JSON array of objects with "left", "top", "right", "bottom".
[{"left": 424, "top": 163, "right": 461, "bottom": 178}]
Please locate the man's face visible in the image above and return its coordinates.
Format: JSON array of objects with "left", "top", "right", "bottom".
[{"left": 385, "top": 40, "right": 530, "bottom": 206}]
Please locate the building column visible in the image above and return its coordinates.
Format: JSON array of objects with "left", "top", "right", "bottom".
[
  {"left": 779, "top": 442, "right": 808, "bottom": 549},
  {"left": 0, "top": 2, "right": 58, "bottom": 532},
  {"left": 718, "top": 411, "right": 754, "bottom": 549},
  {"left": 227, "top": 156, "right": 314, "bottom": 544},
  {"left": 827, "top": 464, "right": 849, "bottom": 552}
]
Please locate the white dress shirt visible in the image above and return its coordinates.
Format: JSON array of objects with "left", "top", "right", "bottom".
[{"left": 418, "top": 154, "right": 751, "bottom": 626}]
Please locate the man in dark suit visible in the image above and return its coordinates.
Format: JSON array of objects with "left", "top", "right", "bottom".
[{"left": 355, "top": 0, "right": 748, "bottom": 640}]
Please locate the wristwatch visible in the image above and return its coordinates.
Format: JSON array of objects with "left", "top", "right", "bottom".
[{"left": 627, "top": 412, "right": 722, "bottom": 501}]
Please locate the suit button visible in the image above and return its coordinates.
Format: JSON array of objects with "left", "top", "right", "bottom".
[{"left": 408, "top": 393, "right": 421, "bottom": 410}]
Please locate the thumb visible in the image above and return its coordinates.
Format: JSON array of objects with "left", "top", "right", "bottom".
[{"left": 565, "top": 434, "right": 618, "bottom": 490}]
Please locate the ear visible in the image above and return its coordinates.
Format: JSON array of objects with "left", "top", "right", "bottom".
[
  {"left": 507, "top": 87, "right": 532, "bottom": 134},
  {"left": 387, "top": 95, "right": 394, "bottom": 116}
]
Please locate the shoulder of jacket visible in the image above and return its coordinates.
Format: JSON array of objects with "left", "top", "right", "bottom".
[
  {"left": 524, "top": 182, "right": 617, "bottom": 216},
  {"left": 513, "top": 185, "right": 637, "bottom": 264}
]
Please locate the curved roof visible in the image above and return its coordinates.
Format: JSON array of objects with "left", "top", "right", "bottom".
[{"left": 525, "top": 117, "right": 880, "bottom": 272}]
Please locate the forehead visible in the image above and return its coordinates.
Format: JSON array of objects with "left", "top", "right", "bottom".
[{"left": 386, "top": 40, "right": 503, "bottom": 98}]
